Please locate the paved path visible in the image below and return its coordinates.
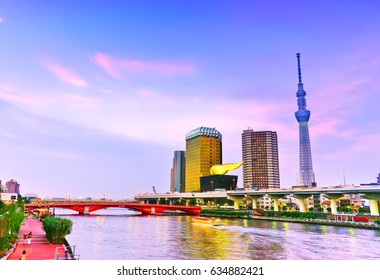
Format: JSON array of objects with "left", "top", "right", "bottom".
[{"left": 7, "top": 216, "right": 65, "bottom": 260}]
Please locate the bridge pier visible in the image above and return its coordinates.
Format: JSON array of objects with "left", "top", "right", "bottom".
[
  {"left": 322, "top": 194, "right": 343, "bottom": 214},
  {"left": 267, "top": 195, "right": 285, "bottom": 212},
  {"left": 293, "top": 194, "right": 311, "bottom": 213},
  {"left": 247, "top": 196, "right": 260, "bottom": 209},
  {"left": 369, "top": 199, "right": 380, "bottom": 216},
  {"left": 362, "top": 194, "right": 380, "bottom": 216},
  {"left": 227, "top": 195, "right": 243, "bottom": 210}
]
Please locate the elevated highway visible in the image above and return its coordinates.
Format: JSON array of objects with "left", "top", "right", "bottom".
[{"left": 135, "top": 186, "right": 380, "bottom": 216}]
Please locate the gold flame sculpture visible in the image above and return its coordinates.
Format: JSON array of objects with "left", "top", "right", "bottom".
[{"left": 210, "top": 162, "right": 243, "bottom": 175}]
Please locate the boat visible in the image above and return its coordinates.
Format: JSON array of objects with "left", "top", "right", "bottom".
[{"left": 192, "top": 217, "right": 223, "bottom": 226}]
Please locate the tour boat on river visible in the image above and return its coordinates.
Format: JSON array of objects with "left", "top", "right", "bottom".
[{"left": 192, "top": 217, "right": 223, "bottom": 226}]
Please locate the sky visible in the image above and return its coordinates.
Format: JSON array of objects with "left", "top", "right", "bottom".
[{"left": 0, "top": 0, "right": 379, "bottom": 200}]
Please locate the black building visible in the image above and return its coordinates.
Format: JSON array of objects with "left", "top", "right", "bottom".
[{"left": 200, "top": 175, "right": 238, "bottom": 192}]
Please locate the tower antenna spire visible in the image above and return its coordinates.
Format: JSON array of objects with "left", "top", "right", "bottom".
[{"left": 296, "top": 53, "right": 302, "bottom": 84}]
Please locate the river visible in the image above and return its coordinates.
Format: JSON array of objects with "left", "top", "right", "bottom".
[{"left": 57, "top": 208, "right": 380, "bottom": 260}]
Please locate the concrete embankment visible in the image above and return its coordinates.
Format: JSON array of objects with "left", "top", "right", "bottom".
[{"left": 201, "top": 213, "right": 380, "bottom": 230}]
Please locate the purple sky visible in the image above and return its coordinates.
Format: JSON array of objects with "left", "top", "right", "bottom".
[{"left": 0, "top": 1, "right": 379, "bottom": 200}]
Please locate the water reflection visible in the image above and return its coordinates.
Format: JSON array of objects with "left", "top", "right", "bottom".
[{"left": 57, "top": 209, "right": 380, "bottom": 260}]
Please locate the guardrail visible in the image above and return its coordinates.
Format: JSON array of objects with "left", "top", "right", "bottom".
[{"left": 54, "top": 245, "right": 80, "bottom": 260}]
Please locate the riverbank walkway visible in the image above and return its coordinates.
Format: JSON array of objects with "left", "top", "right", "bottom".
[{"left": 7, "top": 215, "right": 66, "bottom": 260}]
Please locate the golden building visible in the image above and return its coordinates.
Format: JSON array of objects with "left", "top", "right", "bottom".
[{"left": 185, "top": 127, "right": 222, "bottom": 192}]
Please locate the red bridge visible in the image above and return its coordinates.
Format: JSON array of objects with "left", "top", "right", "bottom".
[{"left": 24, "top": 202, "right": 201, "bottom": 215}]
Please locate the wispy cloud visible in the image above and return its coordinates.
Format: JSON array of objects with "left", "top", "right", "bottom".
[
  {"left": 319, "top": 132, "right": 380, "bottom": 161},
  {"left": 20, "top": 146, "right": 83, "bottom": 160},
  {"left": 310, "top": 118, "right": 344, "bottom": 138},
  {"left": 0, "top": 18, "right": 4, "bottom": 24},
  {"left": 62, "top": 94, "right": 101, "bottom": 109},
  {"left": 43, "top": 62, "right": 88, "bottom": 87},
  {"left": 92, "top": 52, "right": 194, "bottom": 78},
  {"left": 0, "top": 85, "right": 56, "bottom": 106}
]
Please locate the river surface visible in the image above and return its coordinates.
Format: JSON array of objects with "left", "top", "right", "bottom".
[{"left": 57, "top": 208, "right": 380, "bottom": 260}]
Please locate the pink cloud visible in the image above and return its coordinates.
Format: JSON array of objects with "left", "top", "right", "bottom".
[
  {"left": 92, "top": 52, "right": 194, "bottom": 78},
  {"left": 0, "top": 86, "right": 57, "bottom": 106},
  {"left": 44, "top": 62, "right": 88, "bottom": 87},
  {"left": 320, "top": 132, "right": 380, "bottom": 161},
  {"left": 310, "top": 118, "right": 344, "bottom": 138},
  {"left": 100, "top": 89, "right": 112, "bottom": 94},
  {"left": 61, "top": 94, "right": 100, "bottom": 109},
  {"left": 0, "top": 85, "right": 17, "bottom": 92}
]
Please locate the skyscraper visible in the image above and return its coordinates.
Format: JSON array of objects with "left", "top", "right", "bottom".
[
  {"left": 185, "top": 127, "right": 222, "bottom": 192},
  {"left": 295, "top": 53, "right": 315, "bottom": 186},
  {"left": 170, "top": 151, "right": 186, "bottom": 193},
  {"left": 241, "top": 129, "right": 280, "bottom": 189}
]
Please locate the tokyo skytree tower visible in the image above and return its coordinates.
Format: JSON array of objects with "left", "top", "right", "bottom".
[{"left": 295, "top": 53, "right": 315, "bottom": 186}]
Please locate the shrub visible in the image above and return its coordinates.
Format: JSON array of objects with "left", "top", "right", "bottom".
[
  {"left": 280, "top": 211, "right": 316, "bottom": 219},
  {"left": 267, "top": 211, "right": 275, "bottom": 217},
  {"left": 200, "top": 209, "right": 249, "bottom": 217},
  {"left": 0, "top": 203, "right": 24, "bottom": 252},
  {"left": 42, "top": 217, "right": 72, "bottom": 244}
]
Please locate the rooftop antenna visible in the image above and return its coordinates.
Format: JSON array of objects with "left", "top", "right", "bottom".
[{"left": 342, "top": 169, "right": 346, "bottom": 187}]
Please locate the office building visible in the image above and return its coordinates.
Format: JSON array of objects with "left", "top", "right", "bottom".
[
  {"left": 5, "top": 179, "right": 20, "bottom": 194},
  {"left": 170, "top": 151, "right": 186, "bottom": 193},
  {"left": 241, "top": 129, "right": 280, "bottom": 189},
  {"left": 295, "top": 53, "right": 316, "bottom": 186},
  {"left": 185, "top": 127, "right": 222, "bottom": 192}
]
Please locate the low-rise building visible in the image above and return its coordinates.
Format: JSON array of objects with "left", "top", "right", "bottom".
[
  {"left": 257, "top": 195, "right": 273, "bottom": 210},
  {"left": 0, "top": 192, "right": 18, "bottom": 203}
]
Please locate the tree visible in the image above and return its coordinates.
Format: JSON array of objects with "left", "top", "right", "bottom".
[{"left": 0, "top": 202, "right": 24, "bottom": 258}]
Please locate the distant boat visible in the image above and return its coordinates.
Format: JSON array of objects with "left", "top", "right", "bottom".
[{"left": 192, "top": 217, "right": 223, "bottom": 226}]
